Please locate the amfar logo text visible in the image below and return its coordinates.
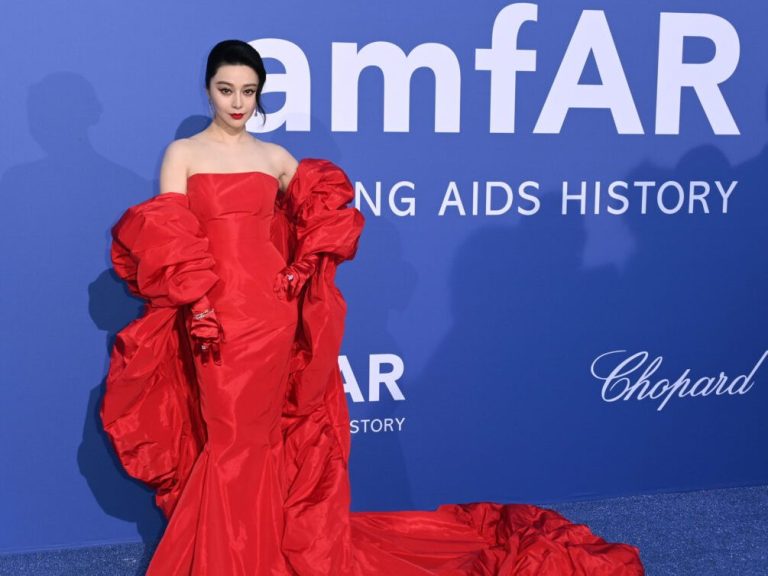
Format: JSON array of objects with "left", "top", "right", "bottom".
[
  {"left": 248, "top": 4, "right": 740, "bottom": 135},
  {"left": 340, "top": 354, "right": 406, "bottom": 403},
  {"left": 340, "top": 354, "right": 407, "bottom": 435}
]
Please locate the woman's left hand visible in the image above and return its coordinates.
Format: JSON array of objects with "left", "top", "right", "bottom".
[{"left": 274, "top": 254, "right": 319, "bottom": 301}]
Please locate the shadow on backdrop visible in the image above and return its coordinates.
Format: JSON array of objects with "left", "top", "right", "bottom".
[{"left": 0, "top": 71, "right": 161, "bottom": 563}]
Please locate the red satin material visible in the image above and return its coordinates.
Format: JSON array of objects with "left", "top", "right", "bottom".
[{"left": 102, "top": 159, "right": 644, "bottom": 575}]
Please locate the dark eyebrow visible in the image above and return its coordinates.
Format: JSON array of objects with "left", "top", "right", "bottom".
[{"left": 215, "top": 81, "right": 258, "bottom": 88}]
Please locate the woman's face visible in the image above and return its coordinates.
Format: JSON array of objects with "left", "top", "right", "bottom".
[{"left": 207, "top": 64, "right": 259, "bottom": 128}]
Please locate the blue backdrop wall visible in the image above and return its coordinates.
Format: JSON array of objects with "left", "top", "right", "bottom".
[{"left": 1, "top": 0, "right": 767, "bottom": 553}]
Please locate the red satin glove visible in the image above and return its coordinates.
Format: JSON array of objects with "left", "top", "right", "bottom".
[
  {"left": 274, "top": 254, "right": 319, "bottom": 301},
  {"left": 189, "top": 295, "right": 225, "bottom": 366}
]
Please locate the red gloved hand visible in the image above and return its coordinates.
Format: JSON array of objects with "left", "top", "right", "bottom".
[
  {"left": 189, "top": 295, "right": 225, "bottom": 366},
  {"left": 273, "top": 254, "right": 320, "bottom": 301}
]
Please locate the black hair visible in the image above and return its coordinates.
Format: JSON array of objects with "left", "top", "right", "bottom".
[{"left": 205, "top": 40, "right": 267, "bottom": 119}]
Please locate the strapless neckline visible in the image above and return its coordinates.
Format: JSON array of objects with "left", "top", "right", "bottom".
[{"left": 187, "top": 171, "right": 279, "bottom": 186}]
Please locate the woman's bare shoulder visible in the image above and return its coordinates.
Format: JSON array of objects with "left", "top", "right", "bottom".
[
  {"left": 262, "top": 141, "right": 298, "bottom": 183},
  {"left": 159, "top": 139, "right": 197, "bottom": 195}
]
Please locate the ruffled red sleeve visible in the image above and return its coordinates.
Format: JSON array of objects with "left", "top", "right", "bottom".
[
  {"left": 277, "top": 159, "right": 364, "bottom": 453},
  {"left": 111, "top": 192, "right": 219, "bottom": 306},
  {"left": 102, "top": 193, "right": 216, "bottom": 518},
  {"left": 278, "top": 158, "right": 364, "bottom": 263},
  {"left": 274, "top": 159, "right": 365, "bottom": 568}
]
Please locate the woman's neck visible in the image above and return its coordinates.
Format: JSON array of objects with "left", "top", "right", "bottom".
[{"left": 206, "top": 117, "right": 250, "bottom": 144}]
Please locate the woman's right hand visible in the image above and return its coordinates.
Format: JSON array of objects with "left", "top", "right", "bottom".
[{"left": 189, "top": 296, "right": 225, "bottom": 366}]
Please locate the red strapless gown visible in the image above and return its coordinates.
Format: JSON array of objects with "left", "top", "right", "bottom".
[{"left": 102, "top": 161, "right": 644, "bottom": 575}]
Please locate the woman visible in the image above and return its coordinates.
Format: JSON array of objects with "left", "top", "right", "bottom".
[{"left": 102, "top": 40, "right": 644, "bottom": 575}]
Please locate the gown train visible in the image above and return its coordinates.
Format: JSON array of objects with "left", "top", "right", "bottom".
[{"left": 102, "top": 159, "right": 644, "bottom": 575}]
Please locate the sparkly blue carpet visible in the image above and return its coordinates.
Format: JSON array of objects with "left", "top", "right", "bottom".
[{"left": 1, "top": 485, "right": 765, "bottom": 575}]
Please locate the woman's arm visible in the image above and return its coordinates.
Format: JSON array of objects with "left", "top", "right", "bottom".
[
  {"left": 269, "top": 142, "right": 299, "bottom": 194},
  {"left": 159, "top": 139, "right": 191, "bottom": 195}
]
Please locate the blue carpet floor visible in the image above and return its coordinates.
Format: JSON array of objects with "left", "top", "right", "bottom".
[{"left": 1, "top": 485, "right": 766, "bottom": 575}]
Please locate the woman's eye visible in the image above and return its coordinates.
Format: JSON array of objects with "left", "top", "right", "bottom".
[
  {"left": 244, "top": 89, "right": 255, "bottom": 96},
  {"left": 219, "top": 88, "right": 231, "bottom": 94}
]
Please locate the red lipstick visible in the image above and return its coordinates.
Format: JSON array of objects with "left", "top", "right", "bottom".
[{"left": 230, "top": 113, "right": 244, "bottom": 119}]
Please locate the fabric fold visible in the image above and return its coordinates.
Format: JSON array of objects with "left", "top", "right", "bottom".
[
  {"left": 102, "top": 159, "right": 363, "bottom": 522},
  {"left": 103, "top": 192, "right": 218, "bottom": 516}
]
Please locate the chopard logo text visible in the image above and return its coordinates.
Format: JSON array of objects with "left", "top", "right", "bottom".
[{"left": 591, "top": 350, "right": 766, "bottom": 411}]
